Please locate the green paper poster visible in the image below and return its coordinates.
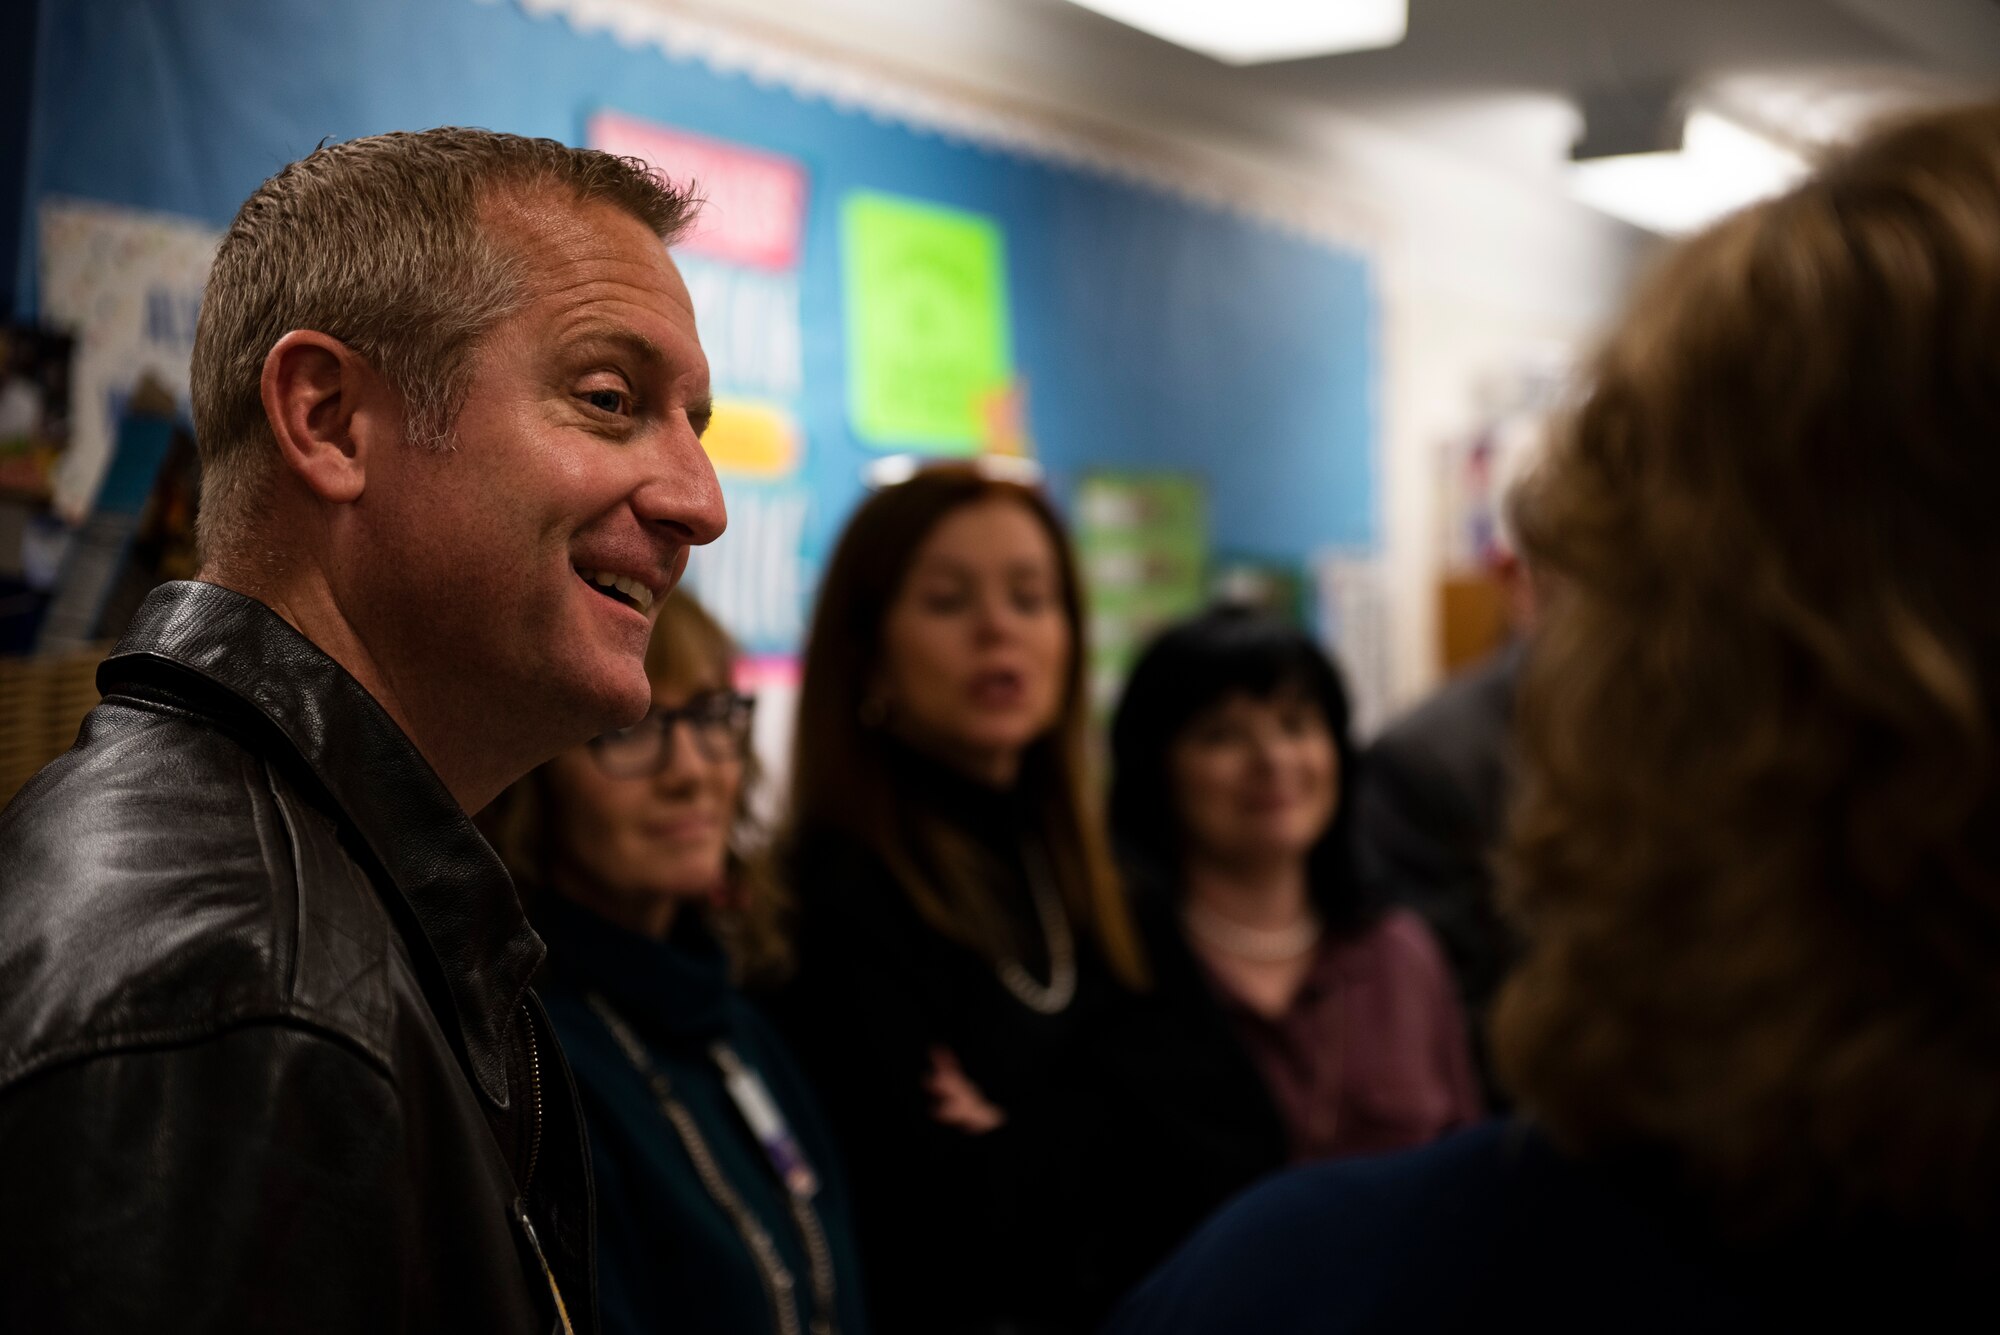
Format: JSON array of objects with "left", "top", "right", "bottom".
[
  {"left": 1076, "top": 472, "right": 1209, "bottom": 714},
  {"left": 842, "top": 191, "right": 1013, "bottom": 452}
]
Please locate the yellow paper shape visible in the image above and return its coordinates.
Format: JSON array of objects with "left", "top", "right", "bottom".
[{"left": 701, "top": 399, "right": 801, "bottom": 479}]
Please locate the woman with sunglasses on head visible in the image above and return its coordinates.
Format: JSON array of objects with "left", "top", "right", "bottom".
[
  {"left": 773, "top": 462, "right": 1152, "bottom": 1335},
  {"left": 483, "top": 592, "right": 868, "bottom": 1335}
]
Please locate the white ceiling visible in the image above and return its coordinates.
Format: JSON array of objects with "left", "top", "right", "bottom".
[
  {"left": 1059, "top": 0, "right": 2000, "bottom": 164},
  {"left": 655, "top": 0, "right": 1999, "bottom": 302},
  {"left": 1240, "top": 0, "right": 2000, "bottom": 94}
]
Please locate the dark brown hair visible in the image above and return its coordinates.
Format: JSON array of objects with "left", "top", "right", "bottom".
[
  {"left": 483, "top": 591, "right": 793, "bottom": 986},
  {"left": 1494, "top": 101, "right": 2000, "bottom": 1234},
  {"left": 787, "top": 464, "right": 1146, "bottom": 989},
  {"left": 1109, "top": 604, "right": 1374, "bottom": 933}
]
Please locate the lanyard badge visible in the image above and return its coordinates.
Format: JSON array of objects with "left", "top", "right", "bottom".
[{"left": 711, "top": 1041, "right": 820, "bottom": 1200}]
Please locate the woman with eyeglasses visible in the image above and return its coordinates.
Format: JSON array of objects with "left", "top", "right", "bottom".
[
  {"left": 482, "top": 591, "right": 869, "bottom": 1335},
  {"left": 772, "top": 463, "right": 1153, "bottom": 1335}
]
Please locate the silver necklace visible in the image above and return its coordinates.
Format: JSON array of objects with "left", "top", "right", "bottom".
[
  {"left": 1182, "top": 898, "right": 1323, "bottom": 963},
  {"left": 995, "top": 842, "right": 1077, "bottom": 1015}
]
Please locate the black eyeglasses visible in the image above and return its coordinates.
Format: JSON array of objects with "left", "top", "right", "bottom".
[{"left": 587, "top": 691, "right": 756, "bottom": 778}]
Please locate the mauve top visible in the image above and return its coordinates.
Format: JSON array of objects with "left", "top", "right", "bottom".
[{"left": 1200, "top": 907, "right": 1483, "bottom": 1162}]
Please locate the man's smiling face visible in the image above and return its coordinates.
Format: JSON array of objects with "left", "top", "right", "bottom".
[{"left": 352, "top": 187, "right": 727, "bottom": 749}]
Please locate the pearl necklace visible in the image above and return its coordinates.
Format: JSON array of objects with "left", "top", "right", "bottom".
[
  {"left": 995, "top": 842, "right": 1077, "bottom": 1015},
  {"left": 1181, "top": 898, "right": 1323, "bottom": 963}
]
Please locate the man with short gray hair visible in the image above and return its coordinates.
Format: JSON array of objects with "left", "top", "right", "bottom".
[{"left": 0, "top": 128, "right": 726, "bottom": 1332}]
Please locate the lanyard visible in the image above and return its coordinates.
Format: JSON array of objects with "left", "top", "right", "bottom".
[
  {"left": 513, "top": 1199, "right": 578, "bottom": 1335},
  {"left": 586, "top": 992, "right": 839, "bottom": 1335}
]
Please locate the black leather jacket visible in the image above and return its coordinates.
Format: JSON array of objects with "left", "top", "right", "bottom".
[{"left": 0, "top": 581, "right": 597, "bottom": 1333}]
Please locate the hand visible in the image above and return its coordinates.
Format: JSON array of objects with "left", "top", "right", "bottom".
[{"left": 923, "top": 1046, "right": 1007, "bottom": 1135}]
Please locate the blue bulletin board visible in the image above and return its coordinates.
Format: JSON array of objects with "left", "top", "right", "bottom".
[{"left": 14, "top": 0, "right": 1378, "bottom": 657}]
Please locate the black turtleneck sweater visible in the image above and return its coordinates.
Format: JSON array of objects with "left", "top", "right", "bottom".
[
  {"left": 774, "top": 743, "right": 1138, "bottom": 1335},
  {"left": 535, "top": 894, "right": 870, "bottom": 1335}
]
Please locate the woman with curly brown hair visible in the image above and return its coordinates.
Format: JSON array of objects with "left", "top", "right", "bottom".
[{"left": 1106, "top": 99, "right": 2000, "bottom": 1334}]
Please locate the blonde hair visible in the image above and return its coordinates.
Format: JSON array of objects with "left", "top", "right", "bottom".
[
  {"left": 189, "top": 127, "right": 698, "bottom": 559},
  {"left": 483, "top": 592, "right": 795, "bottom": 987}
]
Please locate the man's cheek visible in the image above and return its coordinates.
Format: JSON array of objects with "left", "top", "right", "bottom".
[{"left": 663, "top": 546, "right": 692, "bottom": 593}]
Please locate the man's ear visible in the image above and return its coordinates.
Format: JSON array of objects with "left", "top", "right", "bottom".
[{"left": 260, "top": 330, "right": 382, "bottom": 505}]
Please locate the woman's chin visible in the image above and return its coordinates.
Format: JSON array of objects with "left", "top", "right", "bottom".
[
  {"left": 646, "top": 873, "right": 727, "bottom": 903},
  {"left": 1205, "top": 830, "right": 1323, "bottom": 868}
]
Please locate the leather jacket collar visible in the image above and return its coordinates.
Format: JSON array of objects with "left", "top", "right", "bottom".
[{"left": 99, "top": 580, "right": 544, "bottom": 1108}]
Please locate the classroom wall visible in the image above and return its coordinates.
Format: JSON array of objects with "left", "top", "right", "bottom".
[
  {"left": 11, "top": 0, "right": 1653, "bottom": 714},
  {"left": 653, "top": 0, "right": 1655, "bottom": 706},
  {"left": 16, "top": 0, "right": 1377, "bottom": 665}
]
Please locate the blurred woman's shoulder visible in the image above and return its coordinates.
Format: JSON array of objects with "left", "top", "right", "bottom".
[
  {"left": 1343, "top": 904, "right": 1453, "bottom": 982},
  {"left": 1108, "top": 1117, "right": 1986, "bottom": 1334},
  {"left": 1106, "top": 1122, "right": 1743, "bottom": 1334},
  {"left": 783, "top": 827, "right": 907, "bottom": 920},
  {"left": 775, "top": 826, "right": 951, "bottom": 998}
]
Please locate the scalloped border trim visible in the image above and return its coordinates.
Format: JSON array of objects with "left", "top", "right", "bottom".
[{"left": 510, "top": 0, "right": 1377, "bottom": 253}]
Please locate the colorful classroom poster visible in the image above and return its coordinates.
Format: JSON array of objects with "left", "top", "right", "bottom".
[
  {"left": 589, "top": 110, "right": 808, "bottom": 270},
  {"left": 589, "top": 112, "right": 814, "bottom": 655},
  {"left": 841, "top": 190, "right": 1013, "bottom": 453}
]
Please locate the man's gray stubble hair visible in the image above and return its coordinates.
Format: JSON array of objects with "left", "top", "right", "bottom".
[{"left": 188, "top": 127, "right": 700, "bottom": 561}]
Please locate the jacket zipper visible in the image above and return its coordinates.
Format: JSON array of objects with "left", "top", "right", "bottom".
[
  {"left": 521, "top": 999, "right": 545, "bottom": 1193},
  {"left": 515, "top": 1001, "right": 574, "bottom": 1333}
]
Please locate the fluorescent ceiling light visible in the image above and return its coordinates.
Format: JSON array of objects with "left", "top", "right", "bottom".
[
  {"left": 1062, "top": 0, "right": 1408, "bottom": 65},
  {"left": 1569, "top": 109, "right": 1809, "bottom": 235}
]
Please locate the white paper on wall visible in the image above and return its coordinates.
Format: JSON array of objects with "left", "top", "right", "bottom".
[
  {"left": 39, "top": 199, "right": 221, "bottom": 522},
  {"left": 1315, "top": 551, "right": 1392, "bottom": 743}
]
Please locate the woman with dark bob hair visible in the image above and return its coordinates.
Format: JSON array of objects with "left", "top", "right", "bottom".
[
  {"left": 773, "top": 463, "right": 1150, "bottom": 1334},
  {"left": 1095, "top": 606, "right": 1480, "bottom": 1285},
  {"left": 1109, "top": 606, "right": 1477, "bottom": 1172},
  {"left": 1109, "top": 100, "right": 2000, "bottom": 1332}
]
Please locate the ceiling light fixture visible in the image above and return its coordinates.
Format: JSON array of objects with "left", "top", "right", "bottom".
[
  {"left": 1569, "top": 109, "right": 1809, "bottom": 236},
  {"left": 1061, "top": 0, "right": 1408, "bottom": 65}
]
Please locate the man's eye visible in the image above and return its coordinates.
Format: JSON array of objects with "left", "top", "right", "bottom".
[{"left": 582, "top": 388, "right": 630, "bottom": 415}]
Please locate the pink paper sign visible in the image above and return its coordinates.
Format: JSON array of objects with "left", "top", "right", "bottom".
[
  {"left": 588, "top": 111, "right": 807, "bottom": 271},
  {"left": 734, "top": 653, "right": 802, "bottom": 695}
]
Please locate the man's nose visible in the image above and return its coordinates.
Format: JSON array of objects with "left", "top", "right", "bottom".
[{"left": 632, "top": 420, "right": 727, "bottom": 547}]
